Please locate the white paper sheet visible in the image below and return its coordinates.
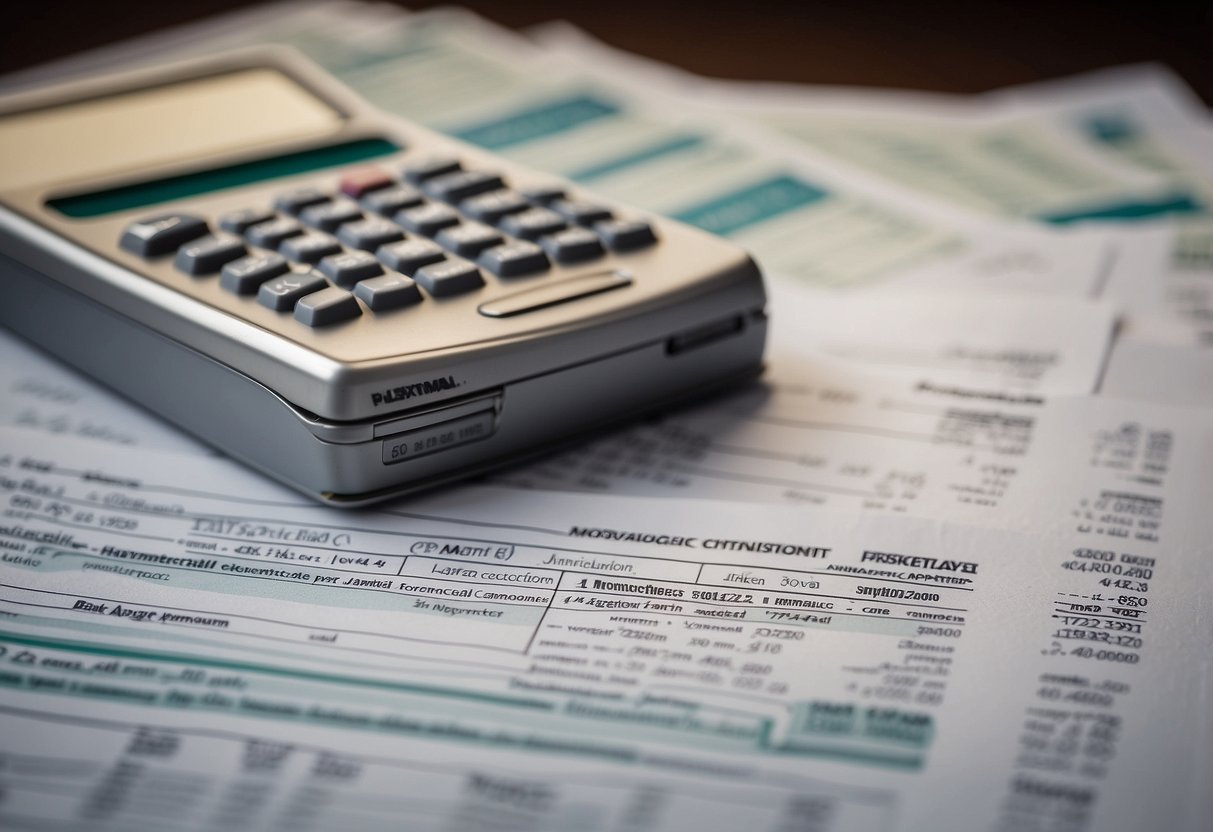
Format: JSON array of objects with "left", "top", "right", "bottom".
[
  {"left": 766, "top": 283, "right": 1117, "bottom": 394},
  {"left": 1100, "top": 339, "right": 1213, "bottom": 406},
  {"left": 1, "top": 426, "right": 1209, "bottom": 831}
]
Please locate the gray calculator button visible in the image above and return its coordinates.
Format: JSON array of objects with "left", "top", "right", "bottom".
[
  {"left": 520, "top": 186, "right": 566, "bottom": 204},
  {"left": 396, "top": 203, "right": 460, "bottom": 236},
  {"left": 274, "top": 187, "right": 329, "bottom": 215},
  {"left": 423, "top": 170, "right": 505, "bottom": 203},
  {"left": 245, "top": 217, "right": 304, "bottom": 249},
  {"left": 218, "top": 208, "right": 275, "bottom": 234},
  {"left": 174, "top": 232, "right": 246, "bottom": 276},
  {"left": 221, "top": 252, "right": 289, "bottom": 294},
  {"left": 119, "top": 214, "right": 208, "bottom": 257},
  {"left": 300, "top": 198, "right": 362, "bottom": 232},
  {"left": 294, "top": 287, "right": 362, "bottom": 327},
  {"left": 540, "top": 227, "right": 605, "bottom": 264},
  {"left": 376, "top": 239, "right": 446, "bottom": 275},
  {"left": 596, "top": 219, "right": 657, "bottom": 251},
  {"left": 499, "top": 207, "right": 567, "bottom": 240},
  {"left": 402, "top": 156, "right": 461, "bottom": 183},
  {"left": 436, "top": 222, "right": 504, "bottom": 258},
  {"left": 461, "top": 189, "right": 529, "bottom": 223},
  {"left": 257, "top": 269, "right": 328, "bottom": 311},
  {"left": 354, "top": 274, "right": 423, "bottom": 311},
  {"left": 279, "top": 231, "right": 342, "bottom": 264},
  {"left": 551, "top": 199, "right": 613, "bottom": 227},
  {"left": 319, "top": 250, "right": 384, "bottom": 288},
  {"left": 337, "top": 217, "right": 404, "bottom": 251},
  {"left": 361, "top": 184, "right": 424, "bottom": 215},
  {"left": 477, "top": 240, "right": 550, "bottom": 278},
  {"left": 414, "top": 259, "right": 485, "bottom": 297}
]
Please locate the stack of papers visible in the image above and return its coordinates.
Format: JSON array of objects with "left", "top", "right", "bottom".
[{"left": 2, "top": 5, "right": 1210, "bottom": 830}]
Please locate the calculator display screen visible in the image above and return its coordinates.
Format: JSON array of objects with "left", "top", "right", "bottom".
[
  {"left": 0, "top": 68, "right": 343, "bottom": 192},
  {"left": 46, "top": 137, "right": 399, "bottom": 218}
]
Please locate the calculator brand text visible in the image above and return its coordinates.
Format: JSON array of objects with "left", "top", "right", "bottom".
[{"left": 372, "top": 375, "right": 461, "bottom": 406}]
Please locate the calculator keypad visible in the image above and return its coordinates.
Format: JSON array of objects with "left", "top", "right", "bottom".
[{"left": 119, "top": 157, "right": 658, "bottom": 328}]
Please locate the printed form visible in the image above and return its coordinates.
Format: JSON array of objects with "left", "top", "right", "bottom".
[{"left": 0, "top": 427, "right": 1209, "bottom": 831}]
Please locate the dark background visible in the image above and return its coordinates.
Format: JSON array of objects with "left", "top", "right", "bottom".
[{"left": 4, "top": 0, "right": 1212, "bottom": 103}]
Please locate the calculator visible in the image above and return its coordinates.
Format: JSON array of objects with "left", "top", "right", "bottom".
[{"left": 0, "top": 47, "right": 767, "bottom": 505}]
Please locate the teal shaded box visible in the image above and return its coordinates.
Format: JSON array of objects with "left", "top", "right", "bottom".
[
  {"left": 672, "top": 174, "right": 828, "bottom": 236},
  {"left": 1040, "top": 192, "right": 1203, "bottom": 224},
  {"left": 453, "top": 94, "right": 620, "bottom": 150},
  {"left": 1082, "top": 114, "right": 1139, "bottom": 144}
]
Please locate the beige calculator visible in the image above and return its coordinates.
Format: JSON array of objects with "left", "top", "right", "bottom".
[{"left": 0, "top": 47, "right": 767, "bottom": 505}]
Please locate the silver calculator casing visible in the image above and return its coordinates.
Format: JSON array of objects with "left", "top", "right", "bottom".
[{"left": 0, "top": 47, "right": 767, "bottom": 505}]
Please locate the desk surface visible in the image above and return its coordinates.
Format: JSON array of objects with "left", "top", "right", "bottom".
[{"left": 5, "top": 0, "right": 1212, "bottom": 102}]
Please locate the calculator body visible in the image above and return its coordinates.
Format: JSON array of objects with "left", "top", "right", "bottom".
[{"left": 0, "top": 47, "right": 767, "bottom": 505}]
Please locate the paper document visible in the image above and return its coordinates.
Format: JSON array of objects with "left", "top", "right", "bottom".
[{"left": 1, "top": 427, "right": 1209, "bottom": 831}]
